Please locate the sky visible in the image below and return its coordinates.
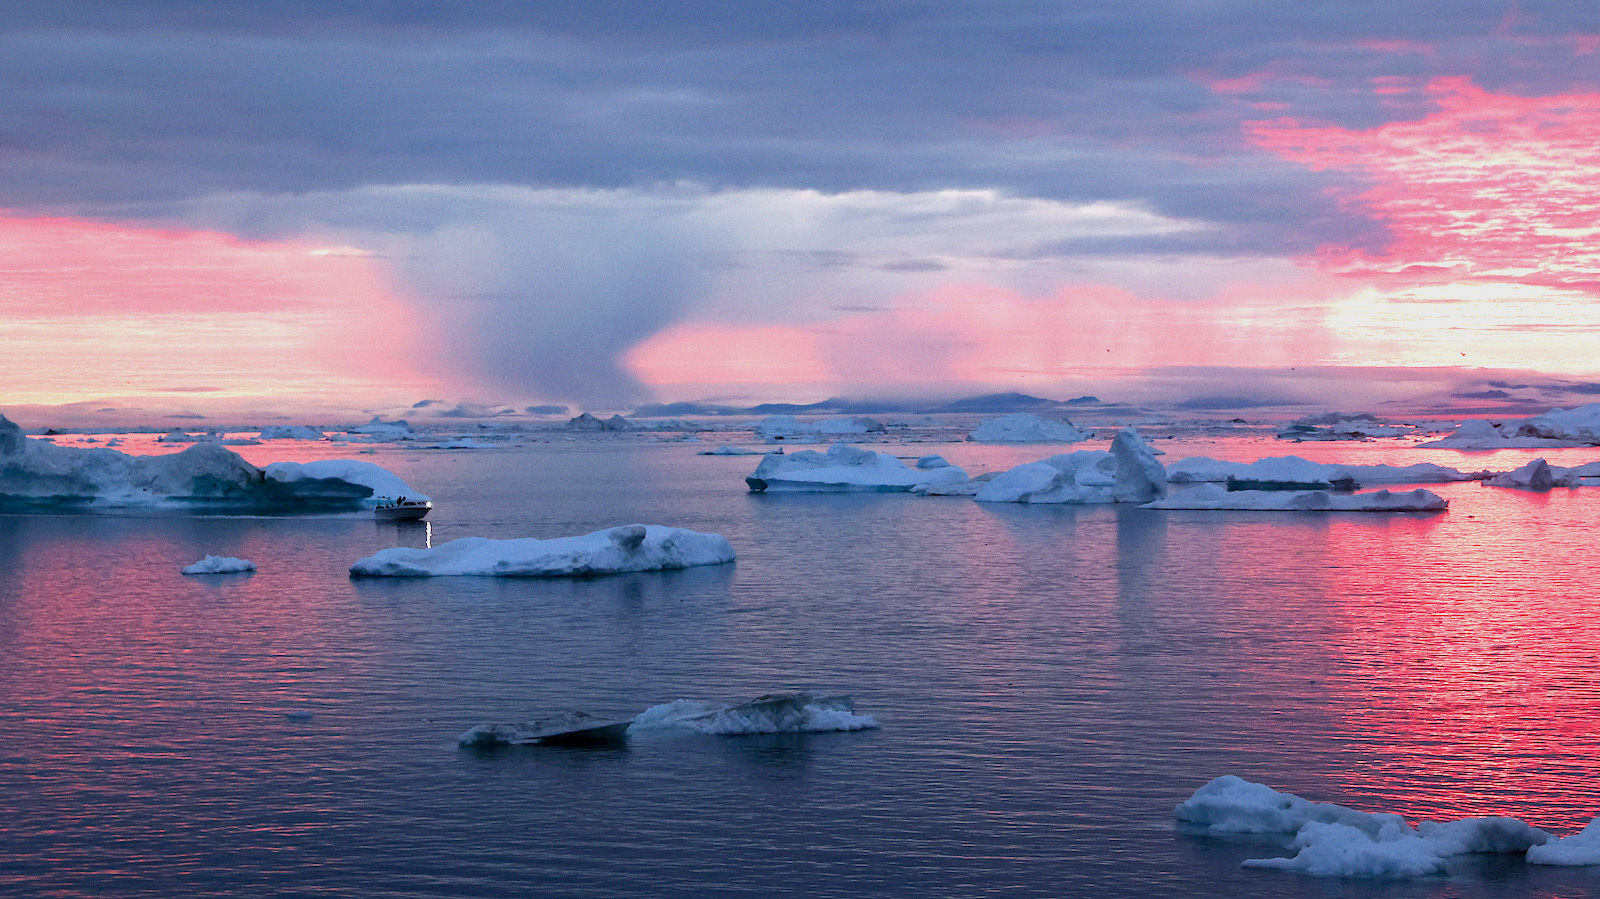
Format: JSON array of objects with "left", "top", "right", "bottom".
[{"left": 2, "top": 1, "right": 1599, "bottom": 423}]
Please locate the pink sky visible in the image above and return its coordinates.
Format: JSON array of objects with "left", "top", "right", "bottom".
[{"left": 4, "top": 79, "right": 1599, "bottom": 421}]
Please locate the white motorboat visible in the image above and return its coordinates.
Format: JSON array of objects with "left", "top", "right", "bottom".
[{"left": 374, "top": 498, "right": 432, "bottom": 521}]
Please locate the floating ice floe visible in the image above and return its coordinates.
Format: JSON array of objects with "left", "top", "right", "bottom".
[
  {"left": 1178, "top": 776, "right": 1551, "bottom": 878},
  {"left": 967, "top": 413, "right": 1089, "bottom": 444},
  {"left": 348, "top": 524, "right": 734, "bottom": 577},
  {"left": 0, "top": 414, "right": 423, "bottom": 512},
  {"left": 350, "top": 416, "right": 416, "bottom": 441},
  {"left": 698, "top": 445, "right": 783, "bottom": 456},
  {"left": 745, "top": 442, "right": 968, "bottom": 492},
  {"left": 752, "top": 415, "right": 887, "bottom": 441},
  {"left": 630, "top": 692, "right": 877, "bottom": 735},
  {"left": 973, "top": 428, "right": 1165, "bottom": 504},
  {"left": 262, "top": 459, "right": 430, "bottom": 504},
  {"left": 181, "top": 555, "right": 256, "bottom": 575},
  {"left": 1529, "top": 819, "right": 1600, "bottom": 865},
  {"left": 459, "top": 711, "right": 633, "bottom": 748},
  {"left": 1520, "top": 402, "right": 1600, "bottom": 444},
  {"left": 1145, "top": 483, "right": 1447, "bottom": 512},
  {"left": 1417, "top": 417, "right": 1589, "bottom": 449},
  {"left": 1166, "top": 455, "right": 1477, "bottom": 487},
  {"left": 258, "top": 425, "right": 325, "bottom": 440},
  {"left": 1276, "top": 413, "right": 1415, "bottom": 442}
]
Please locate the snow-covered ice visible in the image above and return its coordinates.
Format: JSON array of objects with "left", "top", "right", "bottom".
[
  {"left": 630, "top": 692, "right": 877, "bottom": 734},
  {"left": 1520, "top": 402, "right": 1600, "bottom": 444},
  {"left": 752, "top": 415, "right": 886, "bottom": 440},
  {"left": 1528, "top": 818, "right": 1600, "bottom": 865},
  {"left": 1178, "top": 776, "right": 1550, "bottom": 878},
  {"left": 1483, "top": 458, "right": 1585, "bottom": 490},
  {"left": 1277, "top": 413, "right": 1415, "bottom": 442},
  {"left": 745, "top": 442, "right": 967, "bottom": 492},
  {"left": 974, "top": 428, "right": 1165, "bottom": 504},
  {"left": 1167, "top": 455, "right": 1476, "bottom": 486},
  {"left": 181, "top": 555, "right": 256, "bottom": 575},
  {"left": 967, "top": 413, "right": 1089, "bottom": 444},
  {"left": 263, "top": 459, "right": 430, "bottom": 503},
  {"left": 1145, "top": 483, "right": 1447, "bottom": 512},
  {"left": 1418, "top": 417, "right": 1588, "bottom": 449},
  {"left": 351, "top": 416, "right": 415, "bottom": 441},
  {"left": 348, "top": 524, "right": 735, "bottom": 577},
  {"left": 0, "top": 414, "right": 422, "bottom": 512},
  {"left": 258, "top": 425, "right": 325, "bottom": 440}
]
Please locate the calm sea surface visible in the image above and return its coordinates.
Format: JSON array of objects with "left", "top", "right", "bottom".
[{"left": 4, "top": 434, "right": 1600, "bottom": 897}]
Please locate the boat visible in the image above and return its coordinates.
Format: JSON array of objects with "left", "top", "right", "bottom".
[
  {"left": 374, "top": 497, "right": 432, "bottom": 520},
  {"left": 458, "top": 712, "right": 633, "bottom": 749}
]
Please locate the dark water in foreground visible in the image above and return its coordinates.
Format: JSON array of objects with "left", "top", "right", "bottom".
[{"left": 4, "top": 437, "right": 1600, "bottom": 897}]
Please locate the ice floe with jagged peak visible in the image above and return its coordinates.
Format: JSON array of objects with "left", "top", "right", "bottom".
[
  {"left": 630, "top": 692, "right": 877, "bottom": 735},
  {"left": 181, "top": 555, "right": 256, "bottom": 575},
  {"left": 1145, "top": 483, "right": 1446, "bottom": 512},
  {"left": 967, "top": 413, "right": 1089, "bottom": 444},
  {"left": 0, "top": 414, "right": 423, "bottom": 512},
  {"left": 745, "top": 442, "right": 967, "bottom": 492},
  {"left": 1166, "top": 455, "right": 1479, "bottom": 487},
  {"left": 348, "top": 524, "right": 734, "bottom": 577},
  {"left": 974, "top": 427, "right": 1164, "bottom": 504},
  {"left": 1417, "top": 417, "right": 1589, "bottom": 449},
  {"left": 263, "top": 459, "right": 430, "bottom": 504},
  {"left": 459, "top": 711, "right": 633, "bottom": 749},
  {"left": 348, "top": 416, "right": 416, "bottom": 441},
  {"left": 1482, "top": 458, "right": 1600, "bottom": 490},
  {"left": 1178, "top": 776, "right": 1550, "bottom": 878},
  {"left": 258, "top": 425, "right": 326, "bottom": 440},
  {"left": 698, "top": 445, "right": 783, "bottom": 455}
]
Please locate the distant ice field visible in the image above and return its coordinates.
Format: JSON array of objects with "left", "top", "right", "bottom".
[{"left": 3, "top": 433, "right": 1600, "bottom": 897}]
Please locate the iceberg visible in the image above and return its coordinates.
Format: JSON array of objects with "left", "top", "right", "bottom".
[
  {"left": 697, "top": 445, "right": 783, "bottom": 456},
  {"left": 1417, "top": 418, "right": 1587, "bottom": 449},
  {"left": 350, "top": 416, "right": 415, "bottom": 441},
  {"left": 752, "top": 415, "right": 885, "bottom": 440},
  {"left": 974, "top": 427, "right": 1164, "bottom": 504},
  {"left": 459, "top": 711, "right": 633, "bottom": 748},
  {"left": 1276, "top": 413, "right": 1415, "bottom": 442},
  {"left": 1167, "top": 455, "right": 1477, "bottom": 486},
  {"left": 967, "top": 413, "right": 1089, "bottom": 444},
  {"left": 1179, "top": 776, "right": 1550, "bottom": 878},
  {"left": 258, "top": 425, "right": 325, "bottom": 440},
  {"left": 1483, "top": 458, "right": 1588, "bottom": 490},
  {"left": 745, "top": 442, "right": 967, "bottom": 492},
  {"left": 348, "top": 524, "right": 735, "bottom": 577},
  {"left": 262, "top": 459, "right": 430, "bottom": 503},
  {"left": 630, "top": 692, "right": 877, "bottom": 735},
  {"left": 181, "top": 555, "right": 256, "bottom": 575},
  {"left": 1519, "top": 402, "right": 1600, "bottom": 444},
  {"left": 1145, "top": 483, "right": 1447, "bottom": 512},
  {"left": 1529, "top": 818, "right": 1600, "bottom": 865},
  {"left": 0, "top": 414, "right": 421, "bottom": 512}
]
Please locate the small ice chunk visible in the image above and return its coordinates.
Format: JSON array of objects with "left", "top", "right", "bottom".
[
  {"left": 1175, "top": 775, "right": 1407, "bottom": 836},
  {"left": 630, "top": 692, "right": 877, "bottom": 735},
  {"left": 182, "top": 555, "right": 256, "bottom": 575},
  {"left": 1241, "top": 822, "right": 1445, "bottom": 878},
  {"left": 746, "top": 442, "right": 965, "bottom": 492},
  {"left": 1145, "top": 484, "right": 1447, "bottom": 512}
]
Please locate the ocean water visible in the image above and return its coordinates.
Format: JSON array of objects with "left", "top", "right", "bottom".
[{"left": 4, "top": 435, "right": 1600, "bottom": 897}]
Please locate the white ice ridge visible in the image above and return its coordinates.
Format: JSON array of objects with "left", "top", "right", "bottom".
[
  {"left": 257, "top": 425, "right": 325, "bottom": 440},
  {"left": 1177, "top": 776, "right": 1552, "bottom": 878},
  {"left": 967, "top": 412, "right": 1089, "bottom": 444},
  {"left": 1418, "top": 411, "right": 1599, "bottom": 449},
  {"left": 0, "top": 413, "right": 424, "bottom": 512},
  {"left": 348, "top": 524, "right": 735, "bottom": 577},
  {"left": 1166, "top": 455, "right": 1478, "bottom": 486},
  {"left": 1144, "top": 483, "right": 1447, "bottom": 512},
  {"left": 745, "top": 442, "right": 968, "bottom": 492},
  {"left": 973, "top": 427, "right": 1165, "bottom": 504},
  {"left": 1482, "top": 458, "right": 1600, "bottom": 490},
  {"left": 262, "top": 459, "right": 430, "bottom": 503},
  {"left": 630, "top": 692, "right": 878, "bottom": 735},
  {"left": 181, "top": 555, "right": 256, "bottom": 575},
  {"left": 753, "top": 415, "right": 887, "bottom": 441}
]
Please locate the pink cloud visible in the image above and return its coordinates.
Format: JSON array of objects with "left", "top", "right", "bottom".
[{"left": 1248, "top": 78, "right": 1600, "bottom": 296}]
